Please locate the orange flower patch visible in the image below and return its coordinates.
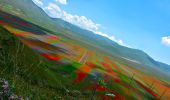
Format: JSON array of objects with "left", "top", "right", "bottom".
[
  {"left": 12, "top": 32, "right": 29, "bottom": 37},
  {"left": 135, "top": 80, "right": 158, "bottom": 99},
  {"left": 41, "top": 53, "right": 62, "bottom": 61},
  {"left": 73, "top": 65, "right": 91, "bottom": 83},
  {"left": 46, "top": 35, "right": 59, "bottom": 40},
  {"left": 86, "top": 62, "right": 97, "bottom": 69}
]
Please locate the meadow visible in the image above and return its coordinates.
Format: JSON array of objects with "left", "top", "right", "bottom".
[{"left": 0, "top": 10, "right": 169, "bottom": 100}]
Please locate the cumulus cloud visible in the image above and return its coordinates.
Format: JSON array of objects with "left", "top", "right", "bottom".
[
  {"left": 162, "top": 36, "right": 170, "bottom": 46},
  {"left": 44, "top": 3, "right": 100, "bottom": 32},
  {"left": 43, "top": 3, "right": 125, "bottom": 46},
  {"left": 56, "top": 0, "right": 67, "bottom": 5},
  {"left": 32, "top": 0, "right": 43, "bottom": 6}
]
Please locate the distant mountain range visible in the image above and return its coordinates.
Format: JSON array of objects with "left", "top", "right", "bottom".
[{"left": 0, "top": 0, "right": 169, "bottom": 77}]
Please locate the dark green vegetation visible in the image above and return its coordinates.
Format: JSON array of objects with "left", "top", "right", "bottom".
[{"left": 0, "top": 26, "right": 99, "bottom": 99}]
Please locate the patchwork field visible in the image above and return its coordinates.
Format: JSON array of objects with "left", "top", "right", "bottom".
[{"left": 0, "top": 10, "right": 170, "bottom": 100}]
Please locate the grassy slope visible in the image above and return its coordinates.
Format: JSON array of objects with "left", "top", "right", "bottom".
[
  {"left": 0, "top": 26, "right": 60, "bottom": 99},
  {"left": 0, "top": 0, "right": 169, "bottom": 99},
  {"left": 0, "top": 26, "right": 98, "bottom": 99},
  {"left": 0, "top": 7, "right": 168, "bottom": 100}
]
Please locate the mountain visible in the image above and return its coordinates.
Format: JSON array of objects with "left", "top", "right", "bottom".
[
  {"left": 52, "top": 18, "right": 170, "bottom": 77},
  {"left": 0, "top": 0, "right": 169, "bottom": 76}
]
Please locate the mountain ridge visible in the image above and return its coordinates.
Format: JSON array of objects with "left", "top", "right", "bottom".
[{"left": 0, "top": 0, "right": 169, "bottom": 76}]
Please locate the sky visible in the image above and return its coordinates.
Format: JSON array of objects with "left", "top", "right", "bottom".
[{"left": 32, "top": 0, "right": 170, "bottom": 65}]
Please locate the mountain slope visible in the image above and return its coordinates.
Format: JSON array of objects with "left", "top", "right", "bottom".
[
  {"left": 52, "top": 18, "right": 170, "bottom": 73},
  {"left": 0, "top": 0, "right": 169, "bottom": 76}
]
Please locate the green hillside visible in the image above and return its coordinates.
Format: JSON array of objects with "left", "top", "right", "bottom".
[
  {"left": 0, "top": 0, "right": 170, "bottom": 99},
  {"left": 0, "top": 26, "right": 97, "bottom": 99},
  {"left": 0, "top": 0, "right": 169, "bottom": 77}
]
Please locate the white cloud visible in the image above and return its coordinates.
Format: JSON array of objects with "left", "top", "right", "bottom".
[
  {"left": 32, "top": 0, "right": 43, "bottom": 6},
  {"left": 94, "top": 31, "right": 125, "bottom": 46},
  {"left": 44, "top": 3, "right": 100, "bottom": 32},
  {"left": 44, "top": 3, "right": 61, "bottom": 17},
  {"left": 162, "top": 36, "right": 170, "bottom": 46},
  {"left": 56, "top": 0, "right": 67, "bottom": 5},
  {"left": 43, "top": 3, "right": 125, "bottom": 46}
]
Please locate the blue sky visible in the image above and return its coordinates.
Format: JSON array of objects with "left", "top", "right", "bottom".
[{"left": 33, "top": 0, "right": 170, "bottom": 65}]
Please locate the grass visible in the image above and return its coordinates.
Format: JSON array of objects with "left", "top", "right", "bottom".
[
  {"left": 0, "top": 10, "right": 167, "bottom": 99},
  {"left": 0, "top": 26, "right": 101, "bottom": 99}
]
